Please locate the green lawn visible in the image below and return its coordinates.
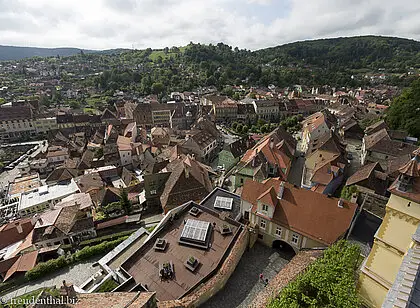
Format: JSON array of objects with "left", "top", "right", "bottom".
[
  {"left": 149, "top": 46, "right": 187, "bottom": 62},
  {"left": 96, "top": 278, "right": 119, "bottom": 293}
]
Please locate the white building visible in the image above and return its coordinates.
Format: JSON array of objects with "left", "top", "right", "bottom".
[
  {"left": 34, "top": 117, "right": 58, "bottom": 134},
  {"left": 18, "top": 180, "right": 80, "bottom": 217},
  {"left": 117, "top": 136, "right": 133, "bottom": 167}
]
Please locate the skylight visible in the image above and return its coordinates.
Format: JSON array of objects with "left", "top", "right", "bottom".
[{"left": 214, "top": 196, "right": 233, "bottom": 210}]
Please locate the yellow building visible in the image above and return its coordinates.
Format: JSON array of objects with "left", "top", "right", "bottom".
[{"left": 358, "top": 149, "right": 420, "bottom": 307}]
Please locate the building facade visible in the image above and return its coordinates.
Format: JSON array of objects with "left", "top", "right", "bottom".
[{"left": 358, "top": 151, "right": 420, "bottom": 307}]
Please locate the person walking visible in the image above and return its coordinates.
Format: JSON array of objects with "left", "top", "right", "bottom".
[
  {"left": 259, "top": 273, "right": 264, "bottom": 282},
  {"left": 264, "top": 278, "right": 269, "bottom": 287}
]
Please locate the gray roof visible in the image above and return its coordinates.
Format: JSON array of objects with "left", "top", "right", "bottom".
[
  {"left": 383, "top": 225, "right": 420, "bottom": 307},
  {"left": 199, "top": 187, "right": 242, "bottom": 221}
]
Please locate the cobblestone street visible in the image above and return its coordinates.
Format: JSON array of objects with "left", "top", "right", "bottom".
[{"left": 202, "top": 242, "right": 290, "bottom": 308}]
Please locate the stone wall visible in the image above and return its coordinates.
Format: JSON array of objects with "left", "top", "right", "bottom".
[
  {"left": 158, "top": 227, "right": 249, "bottom": 308},
  {"left": 248, "top": 250, "right": 322, "bottom": 308}
]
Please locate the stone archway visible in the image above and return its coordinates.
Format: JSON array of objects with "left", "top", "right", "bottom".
[{"left": 272, "top": 240, "right": 297, "bottom": 260}]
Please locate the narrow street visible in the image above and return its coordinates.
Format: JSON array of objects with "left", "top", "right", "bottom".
[{"left": 202, "top": 243, "right": 290, "bottom": 308}]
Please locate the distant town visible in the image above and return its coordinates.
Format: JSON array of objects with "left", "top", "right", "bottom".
[{"left": 0, "top": 38, "right": 419, "bottom": 308}]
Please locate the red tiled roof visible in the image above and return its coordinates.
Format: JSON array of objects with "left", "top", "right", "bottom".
[
  {"left": 242, "top": 179, "right": 357, "bottom": 245},
  {"left": 399, "top": 159, "right": 420, "bottom": 177},
  {"left": 4, "top": 250, "right": 38, "bottom": 281},
  {"left": 346, "top": 162, "right": 379, "bottom": 186}
]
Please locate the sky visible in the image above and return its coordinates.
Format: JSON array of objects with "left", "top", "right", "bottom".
[{"left": 1, "top": 0, "right": 420, "bottom": 50}]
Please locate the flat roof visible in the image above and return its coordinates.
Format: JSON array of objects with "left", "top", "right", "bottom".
[
  {"left": 121, "top": 203, "right": 241, "bottom": 301},
  {"left": 200, "top": 188, "right": 242, "bottom": 221},
  {"left": 18, "top": 180, "right": 79, "bottom": 210},
  {"left": 8, "top": 174, "right": 41, "bottom": 196}
]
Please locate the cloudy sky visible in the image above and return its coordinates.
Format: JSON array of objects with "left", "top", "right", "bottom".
[{"left": 1, "top": 0, "right": 420, "bottom": 50}]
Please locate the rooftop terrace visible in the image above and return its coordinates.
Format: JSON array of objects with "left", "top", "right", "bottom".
[{"left": 121, "top": 202, "right": 242, "bottom": 301}]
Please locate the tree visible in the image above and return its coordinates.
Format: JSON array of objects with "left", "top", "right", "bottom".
[
  {"left": 251, "top": 125, "right": 259, "bottom": 133},
  {"left": 94, "top": 148, "right": 104, "bottom": 159},
  {"left": 232, "top": 92, "right": 241, "bottom": 100},
  {"left": 269, "top": 241, "right": 361, "bottom": 308},
  {"left": 386, "top": 78, "right": 420, "bottom": 138},
  {"left": 231, "top": 122, "right": 238, "bottom": 131},
  {"left": 151, "top": 82, "right": 164, "bottom": 95},
  {"left": 242, "top": 125, "right": 249, "bottom": 135},
  {"left": 119, "top": 188, "right": 132, "bottom": 215},
  {"left": 69, "top": 100, "right": 81, "bottom": 109},
  {"left": 340, "top": 185, "right": 358, "bottom": 201},
  {"left": 236, "top": 123, "right": 243, "bottom": 133}
]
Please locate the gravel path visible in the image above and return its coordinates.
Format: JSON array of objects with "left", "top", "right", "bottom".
[{"left": 202, "top": 242, "right": 290, "bottom": 308}]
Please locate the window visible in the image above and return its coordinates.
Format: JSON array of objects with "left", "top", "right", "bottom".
[
  {"left": 275, "top": 227, "right": 282, "bottom": 237},
  {"left": 240, "top": 178, "right": 244, "bottom": 184},
  {"left": 291, "top": 233, "right": 299, "bottom": 245},
  {"left": 150, "top": 189, "right": 157, "bottom": 195},
  {"left": 258, "top": 234, "right": 263, "bottom": 239},
  {"left": 260, "top": 219, "right": 266, "bottom": 230},
  {"left": 262, "top": 204, "right": 268, "bottom": 212}
]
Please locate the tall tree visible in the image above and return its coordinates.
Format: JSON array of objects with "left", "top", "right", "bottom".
[{"left": 119, "top": 188, "right": 132, "bottom": 215}]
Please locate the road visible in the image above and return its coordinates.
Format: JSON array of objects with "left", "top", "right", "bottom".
[
  {"left": 202, "top": 242, "right": 290, "bottom": 308},
  {"left": 287, "top": 152, "right": 305, "bottom": 187},
  {"left": 345, "top": 138, "right": 362, "bottom": 176},
  {"left": 217, "top": 125, "right": 240, "bottom": 146}
]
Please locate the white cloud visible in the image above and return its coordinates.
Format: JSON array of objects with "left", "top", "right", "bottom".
[{"left": 0, "top": 0, "right": 419, "bottom": 50}]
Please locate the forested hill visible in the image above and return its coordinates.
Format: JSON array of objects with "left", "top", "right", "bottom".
[
  {"left": 0, "top": 45, "right": 96, "bottom": 61},
  {"left": 253, "top": 36, "right": 420, "bottom": 71}
]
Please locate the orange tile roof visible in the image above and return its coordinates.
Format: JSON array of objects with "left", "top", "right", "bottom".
[
  {"left": 4, "top": 250, "right": 38, "bottom": 281},
  {"left": 242, "top": 179, "right": 357, "bottom": 245}
]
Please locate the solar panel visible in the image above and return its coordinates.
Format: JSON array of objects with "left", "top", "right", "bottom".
[
  {"left": 181, "top": 219, "right": 210, "bottom": 243},
  {"left": 214, "top": 196, "right": 233, "bottom": 210}
]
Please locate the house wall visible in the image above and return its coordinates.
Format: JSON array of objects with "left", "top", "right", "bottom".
[
  {"left": 217, "top": 150, "right": 238, "bottom": 171},
  {"left": 233, "top": 170, "right": 253, "bottom": 189},
  {"left": 119, "top": 150, "right": 132, "bottom": 166},
  {"left": 250, "top": 212, "right": 326, "bottom": 252},
  {"left": 152, "top": 110, "right": 171, "bottom": 127},
  {"left": 34, "top": 117, "right": 58, "bottom": 133},
  {"left": 34, "top": 228, "right": 97, "bottom": 249}
]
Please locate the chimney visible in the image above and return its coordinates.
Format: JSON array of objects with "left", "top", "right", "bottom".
[
  {"left": 338, "top": 199, "right": 344, "bottom": 208},
  {"left": 16, "top": 222, "right": 23, "bottom": 234},
  {"left": 185, "top": 166, "right": 189, "bottom": 178},
  {"left": 270, "top": 138, "right": 274, "bottom": 149},
  {"left": 278, "top": 181, "right": 285, "bottom": 199}
]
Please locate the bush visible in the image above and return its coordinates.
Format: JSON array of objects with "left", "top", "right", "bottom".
[
  {"left": 74, "top": 237, "right": 128, "bottom": 262},
  {"left": 340, "top": 185, "right": 358, "bottom": 201},
  {"left": 96, "top": 278, "right": 119, "bottom": 293},
  {"left": 268, "top": 240, "right": 361, "bottom": 308},
  {"left": 26, "top": 237, "right": 129, "bottom": 281},
  {"left": 231, "top": 122, "right": 238, "bottom": 131},
  {"left": 78, "top": 230, "right": 134, "bottom": 247},
  {"left": 25, "top": 256, "right": 69, "bottom": 281},
  {"left": 103, "top": 202, "right": 122, "bottom": 215}
]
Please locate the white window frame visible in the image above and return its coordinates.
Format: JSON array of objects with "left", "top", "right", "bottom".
[
  {"left": 260, "top": 219, "right": 266, "bottom": 230},
  {"left": 262, "top": 204, "right": 268, "bottom": 212},
  {"left": 275, "top": 227, "right": 282, "bottom": 237},
  {"left": 291, "top": 233, "right": 299, "bottom": 245}
]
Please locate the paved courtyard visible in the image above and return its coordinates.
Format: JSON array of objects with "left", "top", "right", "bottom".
[
  {"left": 2, "top": 255, "right": 102, "bottom": 301},
  {"left": 202, "top": 242, "right": 290, "bottom": 308}
]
